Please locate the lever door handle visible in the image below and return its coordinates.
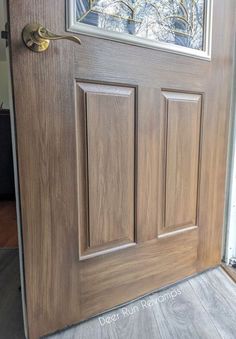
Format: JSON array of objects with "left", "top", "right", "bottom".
[{"left": 22, "top": 23, "right": 81, "bottom": 53}]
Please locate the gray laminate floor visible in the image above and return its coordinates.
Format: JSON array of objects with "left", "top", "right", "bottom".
[
  {"left": 46, "top": 267, "right": 236, "bottom": 339},
  {"left": 0, "top": 249, "right": 24, "bottom": 339},
  {"left": 1, "top": 249, "right": 236, "bottom": 339}
]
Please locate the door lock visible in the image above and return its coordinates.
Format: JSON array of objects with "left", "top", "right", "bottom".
[{"left": 22, "top": 23, "right": 81, "bottom": 53}]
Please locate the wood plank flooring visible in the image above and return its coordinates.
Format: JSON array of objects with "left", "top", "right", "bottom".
[
  {"left": 0, "top": 249, "right": 236, "bottom": 339},
  {"left": 0, "top": 201, "right": 18, "bottom": 248}
]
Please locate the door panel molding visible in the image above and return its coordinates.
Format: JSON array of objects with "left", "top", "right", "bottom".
[
  {"left": 160, "top": 91, "right": 202, "bottom": 235},
  {"left": 76, "top": 82, "right": 137, "bottom": 260}
]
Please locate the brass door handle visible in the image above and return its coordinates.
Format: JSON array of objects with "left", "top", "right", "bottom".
[{"left": 22, "top": 23, "right": 81, "bottom": 53}]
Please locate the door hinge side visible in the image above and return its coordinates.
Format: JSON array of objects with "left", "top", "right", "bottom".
[{"left": 1, "top": 22, "right": 9, "bottom": 47}]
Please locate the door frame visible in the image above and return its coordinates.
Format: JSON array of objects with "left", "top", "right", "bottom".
[{"left": 223, "top": 37, "right": 236, "bottom": 265}]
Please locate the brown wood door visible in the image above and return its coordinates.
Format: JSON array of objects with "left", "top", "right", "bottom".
[{"left": 8, "top": 1, "right": 235, "bottom": 338}]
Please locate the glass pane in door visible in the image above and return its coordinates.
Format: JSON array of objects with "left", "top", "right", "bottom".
[{"left": 75, "top": 0, "right": 206, "bottom": 50}]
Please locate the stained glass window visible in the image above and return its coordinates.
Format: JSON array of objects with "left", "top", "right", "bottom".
[{"left": 75, "top": 0, "right": 206, "bottom": 51}]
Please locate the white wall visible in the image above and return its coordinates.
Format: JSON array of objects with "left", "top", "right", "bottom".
[
  {"left": 0, "top": 0, "right": 9, "bottom": 109},
  {"left": 0, "top": 61, "right": 9, "bottom": 108},
  {"left": 224, "top": 42, "right": 236, "bottom": 264},
  {"left": 0, "top": 0, "right": 6, "bottom": 60},
  {"left": 225, "top": 103, "right": 236, "bottom": 263},
  {"left": 226, "top": 148, "right": 236, "bottom": 262}
]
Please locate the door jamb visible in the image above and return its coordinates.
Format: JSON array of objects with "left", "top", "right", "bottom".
[{"left": 222, "top": 35, "right": 236, "bottom": 266}]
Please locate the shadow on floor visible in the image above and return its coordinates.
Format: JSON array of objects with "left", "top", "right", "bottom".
[{"left": 0, "top": 249, "right": 24, "bottom": 339}]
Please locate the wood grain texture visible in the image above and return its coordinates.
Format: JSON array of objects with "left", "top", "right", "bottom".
[
  {"left": 78, "top": 230, "right": 198, "bottom": 320},
  {"left": 7, "top": 0, "right": 236, "bottom": 338},
  {"left": 0, "top": 201, "right": 18, "bottom": 248},
  {"left": 46, "top": 268, "right": 236, "bottom": 339},
  {"left": 162, "top": 92, "right": 201, "bottom": 232},
  {"left": 197, "top": 1, "right": 236, "bottom": 269},
  {"left": 72, "top": 0, "right": 236, "bottom": 264},
  {"left": 137, "top": 87, "right": 165, "bottom": 242},
  {"left": 87, "top": 86, "right": 134, "bottom": 248},
  {"left": 9, "top": 1, "right": 80, "bottom": 337},
  {"left": 76, "top": 83, "right": 135, "bottom": 258}
]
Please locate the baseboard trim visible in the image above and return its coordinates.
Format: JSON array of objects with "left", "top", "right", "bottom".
[{"left": 221, "top": 263, "right": 236, "bottom": 283}]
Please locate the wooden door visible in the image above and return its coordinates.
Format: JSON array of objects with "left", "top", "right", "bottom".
[{"left": 8, "top": 1, "right": 235, "bottom": 338}]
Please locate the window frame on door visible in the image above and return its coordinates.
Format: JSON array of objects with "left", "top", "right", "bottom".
[{"left": 66, "top": 0, "right": 213, "bottom": 60}]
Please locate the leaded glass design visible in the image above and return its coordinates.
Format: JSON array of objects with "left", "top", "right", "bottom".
[{"left": 75, "top": 0, "right": 206, "bottom": 50}]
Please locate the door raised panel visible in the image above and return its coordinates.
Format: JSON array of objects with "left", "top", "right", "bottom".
[
  {"left": 160, "top": 91, "right": 202, "bottom": 235},
  {"left": 76, "top": 83, "right": 136, "bottom": 259}
]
